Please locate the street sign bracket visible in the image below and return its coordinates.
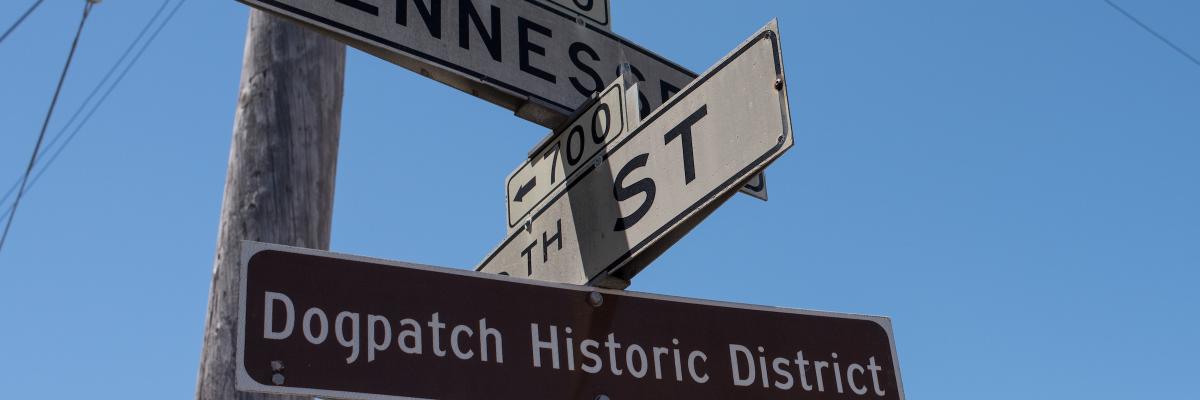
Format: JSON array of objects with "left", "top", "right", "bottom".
[{"left": 514, "top": 96, "right": 570, "bottom": 130}]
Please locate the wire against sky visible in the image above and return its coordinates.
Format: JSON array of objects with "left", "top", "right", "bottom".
[
  {"left": 0, "top": 1, "right": 97, "bottom": 254},
  {"left": 0, "top": 0, "right": 44, "bottom": 46},
  {"left": 0, "top": 0, "right": 173, "bottom": 207},
  {"left": 1104, "top": 0, "right": 1200, "bottom": 68},
  {"left": 0, "top": 0, "right": 188, "bottom": 224}
]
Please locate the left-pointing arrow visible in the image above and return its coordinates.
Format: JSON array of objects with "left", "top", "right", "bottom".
[{"left": 513, "top": 177, "right": 537, "bottom": 203}]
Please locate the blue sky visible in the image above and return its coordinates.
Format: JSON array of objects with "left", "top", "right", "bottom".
[{"left": 1, "top": 0, "right": 1197, "bottom": 398}]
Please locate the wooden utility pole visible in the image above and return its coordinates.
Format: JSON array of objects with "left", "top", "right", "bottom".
[{"left": 195, "top": 10, "right": 344, "bottom": 400}]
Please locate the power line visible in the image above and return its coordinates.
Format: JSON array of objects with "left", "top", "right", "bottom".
[
  {"left": 0, "top": 0, "right": 187, "bottom": 224},
  {"left": 0, "top": 0, "right": 44, "bottom": 46},
  {"left": 0, "top": 0, "right": 173, "bottom": 208},
  {"left": 0, "top": 0, "right": 98, "bottom": 254},
  {"left": 1104, "top": 0, "right": 1200, "bottom": 68}
]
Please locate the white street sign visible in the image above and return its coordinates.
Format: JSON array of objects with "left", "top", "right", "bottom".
[
  {"left": 544, "top": 0, "right": 609, "bottom": 30},
  {"left": 238, "top": 0, "right": 691, "bottom": 128},
  {"left": 506, "top": 79, "right": 631, "bottom": 230},
  {"left": 479, "top": 21, "right": 793, "bottom": 286},
  {"left": 240, "top": 0, "right": 771, "bottom": 202},
  {"left": 505, "top": 77, "right": 768, "bottom": 232}
]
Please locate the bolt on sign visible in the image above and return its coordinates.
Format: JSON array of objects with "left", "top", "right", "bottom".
[
  {"left": 237, "top": 242, "right": 906, "bottom": 399},
  {"left": 478, "top": 21, "right": 793, "bottom": 286}
]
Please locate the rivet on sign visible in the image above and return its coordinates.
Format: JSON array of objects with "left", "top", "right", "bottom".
[
  {"left": 594, "top": 394, "right": 610, "bottom": 400},
  {"left": 270, "top": 360, "right": 284, "bottom": 372},
  {"left": 588, "top": 292, "right": 604, "bottom": 308},
  {"left": 778, "top": 134, "right": 785, "bottom": 143},
  {"left": 271, "top": 373, "right": 285, "bottom": 385},
  {"left": 774, "top": 79, "right": 783, "bottom": 90}
]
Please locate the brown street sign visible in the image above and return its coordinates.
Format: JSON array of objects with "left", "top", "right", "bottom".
[
  {"left": 478, "top": 21, "right": 793, "bottom": 286},
  {"left": 236, "top": 242, "right": 906, "bottom": 399}
]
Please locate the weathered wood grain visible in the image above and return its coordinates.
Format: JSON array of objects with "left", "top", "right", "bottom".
[{"left": 196, "top": 10, "right": 344, "bottom": 400}]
